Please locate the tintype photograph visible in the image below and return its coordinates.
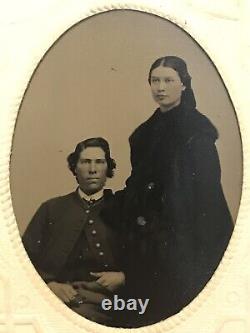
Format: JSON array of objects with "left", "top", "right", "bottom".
[{"left": 10, "top": 10, "right": 242, "bottom": 328}]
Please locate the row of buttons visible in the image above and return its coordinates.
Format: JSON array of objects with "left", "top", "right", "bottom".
[
  {"left": 86, "top": 211, "right": 106, "bottom": 259},
  {"left": 83, "top": 202, "right": 113, "bottom": 269}
]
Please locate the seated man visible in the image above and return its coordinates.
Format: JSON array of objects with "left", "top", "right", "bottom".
[{"left": 22, "top": 137, "right": 125, "bottom": 325}]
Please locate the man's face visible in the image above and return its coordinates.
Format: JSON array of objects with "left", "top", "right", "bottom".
[{"left": 75, "top": 147, "right": 108, "bottom": 195}]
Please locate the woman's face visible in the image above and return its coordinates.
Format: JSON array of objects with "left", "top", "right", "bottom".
[{"left": 150, "top": 66, "right": 185, "bottom": 112}]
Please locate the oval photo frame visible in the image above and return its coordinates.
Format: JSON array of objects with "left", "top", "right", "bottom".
[{"left": 0, "top": 2, "right": 248, "bottom": 333}]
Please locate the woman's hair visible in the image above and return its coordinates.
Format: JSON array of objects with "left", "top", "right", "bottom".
[
  {"left": 67, "top": 137, "right": 116, "bottom": 178},
  {"left": 148, "top": 56, "right": 196, "bottom": 109}
]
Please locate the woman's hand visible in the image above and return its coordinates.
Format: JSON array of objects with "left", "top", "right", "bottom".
[
  {"left": 90, "top": 271, "right": 125, "bottom": 292},
  {"left": 47, "top": 281, "right": 78, "bottom": 303}
]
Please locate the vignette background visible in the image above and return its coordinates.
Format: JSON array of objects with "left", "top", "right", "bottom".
[{"left": 10, "top": 10, "right": 242, "bottom": 234}]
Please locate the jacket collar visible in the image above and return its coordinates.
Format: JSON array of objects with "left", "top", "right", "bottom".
[{"left": 78, "top": 187, "right": 104, "bottom": 202}]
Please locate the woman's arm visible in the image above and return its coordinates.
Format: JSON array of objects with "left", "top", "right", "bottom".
[{"left": 190, "top": 135, "right": 233, "bottom": 270}]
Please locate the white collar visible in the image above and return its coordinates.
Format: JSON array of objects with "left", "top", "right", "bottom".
[{"left": 78, "top": 187, "right": 104, "bottom": 202}]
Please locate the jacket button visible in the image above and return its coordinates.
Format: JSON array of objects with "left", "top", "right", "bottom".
[
  {"left": 91, "top": 230, "right": 97, "bottom": 235},
  {"left": 37, "top": 240, "right": 41, "bottom": 244},
  {"left": 88, "top": 219, "right": 94, "bottom": 224},
  {"left": 137, "top": 216, "right": 147, "bottom": 226},
  {"left": 96, "top": 243, "right": 101, "bottom": 248},
  {"left": 147, "top": 182, "right": 155, "bottom": 190},
  {"left": 85, "top": 209, "right": 90, "bottom": 214},
  {"left": 99, "top": 251, "right": 104, "bottom": 256}
]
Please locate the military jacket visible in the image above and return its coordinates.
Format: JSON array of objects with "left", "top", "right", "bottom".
[{"left": 22, "top": 190, "right": 122, "bottom": 283}]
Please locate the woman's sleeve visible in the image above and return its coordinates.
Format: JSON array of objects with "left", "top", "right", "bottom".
[
  {"left": 190, "top": 135, "right": 233, "bottom": 273},
  {"left": 192, "top": 136, "right": 221, "bottom": 187}
]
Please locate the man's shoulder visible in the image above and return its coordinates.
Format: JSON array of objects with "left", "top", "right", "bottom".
[
  {"left": 104, "top": 189, "right": 125, "bottom": 202},
  {"left": 41, "top": 191, "right": 76, "bottom": 209}
]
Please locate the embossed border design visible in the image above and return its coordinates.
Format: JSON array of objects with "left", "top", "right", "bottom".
[{"left": 0, "top": 1, "right": 249, "bottom": 332}]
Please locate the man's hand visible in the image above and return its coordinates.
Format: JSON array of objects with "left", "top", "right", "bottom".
[
  {"left": 72, "top": 280, "right": 105, "bottom": 293},
  {"left": 90, "top": 271, "right": 125, "bottom": 292},
  {"left": 48, "top": 281, "right": 78, "bottom": 303}
]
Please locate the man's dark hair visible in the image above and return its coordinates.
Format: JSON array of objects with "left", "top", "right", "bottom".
[{"left": 67, "top": 137, "right": 116, "bottom": 178}]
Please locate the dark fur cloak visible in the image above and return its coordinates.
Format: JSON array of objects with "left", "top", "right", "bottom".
[{"left": 121, "top": 104, "right": 234, "bottom": 325}]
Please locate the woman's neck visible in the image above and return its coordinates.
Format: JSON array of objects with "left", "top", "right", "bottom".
[{"left": 159, "top": 100, "right": 181, "bottom": 113}]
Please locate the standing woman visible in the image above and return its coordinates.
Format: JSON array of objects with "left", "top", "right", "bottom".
[{"left": 123, "top": 56, "right": 234, "bottom": 325}]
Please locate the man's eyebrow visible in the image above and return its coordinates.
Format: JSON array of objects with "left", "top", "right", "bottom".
[
  {"left": 79, "top": 158, "right": 105, "bottom": 161},
  {"left": 95, "top": 158, "right": 106, "bottom": 162}
]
